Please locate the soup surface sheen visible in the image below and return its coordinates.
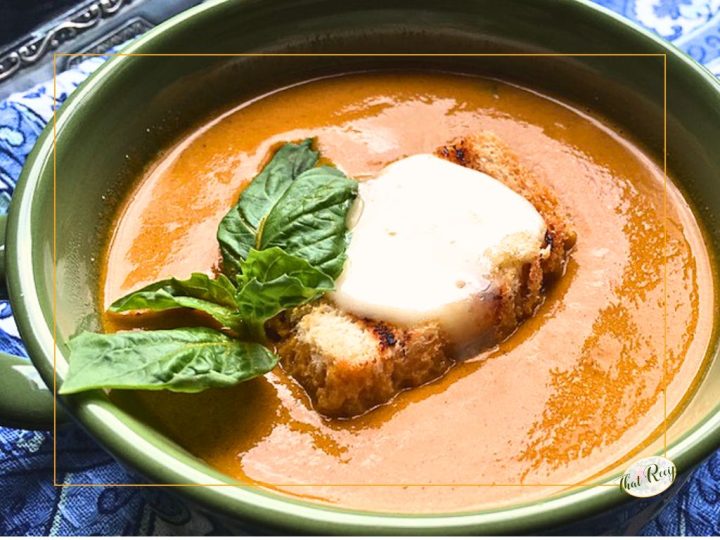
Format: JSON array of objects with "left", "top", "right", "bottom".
[{"left": 103, "top": 72, "right": 714, "bottom": 513}]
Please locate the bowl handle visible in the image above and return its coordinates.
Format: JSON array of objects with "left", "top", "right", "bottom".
[
  {"left": 0, "top": 354, "right": 60, "bottom": 430},
  {"left": 0, "top": 214, "right": 65, "bottom": 430}
]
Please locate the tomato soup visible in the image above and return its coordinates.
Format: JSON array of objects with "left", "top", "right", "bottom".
[{"left": 103, "top": 72, "right": 715, "bottom": 513}]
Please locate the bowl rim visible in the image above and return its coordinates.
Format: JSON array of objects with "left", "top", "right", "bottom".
[{"left": 8, "top": 0, "right": 720, "bottom": 533}]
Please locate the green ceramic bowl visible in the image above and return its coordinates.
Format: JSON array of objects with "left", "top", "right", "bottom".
[{"left": 2, "top": 0, "right": 720, "bottom": 534}]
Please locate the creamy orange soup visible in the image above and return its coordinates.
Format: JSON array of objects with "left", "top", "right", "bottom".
[{"left": 104, "top": 72, "right": 715, "bottom": 513}]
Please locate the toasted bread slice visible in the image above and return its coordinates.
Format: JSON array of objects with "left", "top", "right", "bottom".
[
  {"left": 437, "top": 132, "right": 577, "bottom": 337},
  {"left": 276, "top": 132, "right": 576, "bottom": 418},
  {"left": 276, "top": 304, "right": 451, "bottom": 417}
]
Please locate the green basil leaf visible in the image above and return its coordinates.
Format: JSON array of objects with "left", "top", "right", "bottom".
[
  {"left": 217, "top": 139, "right": 319, "bottom": 275},
  {"left": 109, "top": 273, "right": 243, "bottom": 330},
  {"left": 260, "top": 167, "right": 358, "bottom": 278},
  {"left": 235, "top": 246, "right": 334, "bottom": 322},
  {"left": 60, "top": 328, "right": 277, "bottom": 394}
]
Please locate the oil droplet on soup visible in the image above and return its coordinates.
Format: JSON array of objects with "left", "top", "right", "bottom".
[{"left": 104, "top": 72, "right": 714, "bottom": 513}]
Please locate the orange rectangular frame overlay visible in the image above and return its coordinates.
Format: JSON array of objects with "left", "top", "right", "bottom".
[{"left": 51, "top": 52, "right": 668, "bottom": 488}]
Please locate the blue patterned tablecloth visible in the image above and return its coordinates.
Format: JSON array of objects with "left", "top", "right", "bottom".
[{"left": 2, "top": 0, "right": 720, "bottom": 535}]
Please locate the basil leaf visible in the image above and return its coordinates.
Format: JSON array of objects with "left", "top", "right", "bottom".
[
  {"left": 60, "top": 328, "right": 277, "bottom": 394},
  {"left": 217, "top": 139, "right": 319, "bottom": 275},
  {"left": 235, "top": 247, "right": 334, "bottom": 322},
  {"left": 109, "top": 273, "right": 243, "bottom": 330},
  {"left": 260, "top": 167, "right": 358, "bottom": 278}
]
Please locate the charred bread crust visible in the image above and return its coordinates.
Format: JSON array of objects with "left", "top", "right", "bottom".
[
  {"left": 276, "top": 304, "right": 452, "bottom": 417},
  {"left": 436, "top": 132, "right": 576, "bottom": 340},
  {"left": 275, "top": 131, "right": 576, "bottom": 417}
]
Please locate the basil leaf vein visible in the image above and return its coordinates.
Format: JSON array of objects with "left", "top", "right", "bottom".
[
  {"left": 217, "top": 140, "right": 358, "bottom": 279},
  {"left": 260, "top": 166, "right": 358, "bottom": 279},
  {"left": 60, "top": 328, "right": 277, "bottom": 394},
  {"left": 235, "top": 246, "right": 334, "bottom": 323},
  {"left": 217, "top": 139, "right": 319, "bottom": 275},
  {"left": 109, "top": 273, "right": 243, "bottom": 330}
]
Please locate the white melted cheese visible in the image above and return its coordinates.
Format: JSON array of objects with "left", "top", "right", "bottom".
[{"left": 329, "top": 154, "right": 547, "bottom": 351}]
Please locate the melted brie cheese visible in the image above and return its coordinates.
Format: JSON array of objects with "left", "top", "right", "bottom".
[{"left": 330, "top": 154, "right": 547, "bottom": 351}]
